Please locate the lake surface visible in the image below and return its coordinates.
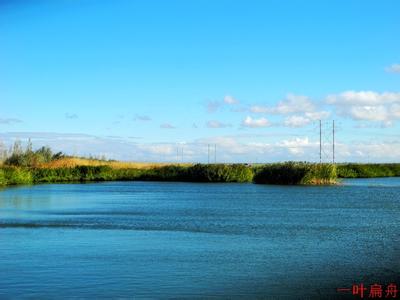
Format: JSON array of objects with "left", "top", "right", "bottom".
[{"left": 0, "top": 179, "right": 399, "bottom": 299}]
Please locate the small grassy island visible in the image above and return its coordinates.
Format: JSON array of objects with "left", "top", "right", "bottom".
[{"left": 1, "top": 142, "right": 399, "bottom": 187}]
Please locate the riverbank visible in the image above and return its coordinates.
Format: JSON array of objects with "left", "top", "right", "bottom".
[{"left": 1, "top": 162, "right": 400, "bottom": 188}]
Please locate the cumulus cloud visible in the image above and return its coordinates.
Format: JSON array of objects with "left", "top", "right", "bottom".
[
  {"left": 283, "top": 111, "right": 331, "bottom": 128},
  {"left": 206, "top": 120, "right": 232, "bottom": 128},
  {"left": 1, "top": 132, "right": 399, "bottom": 163},
  {"left": 326, "top": 91, "right": 400, "bottom": 106},
  {"left": 304, "top": 111, "right": 330, "bottom": 120},
  {"left": 242, "top": 116, "right": 270, "bottom": 128},
  {"left": 0, "top": 118, "right": 22, "bottom": 124},
  {"left": 326, "top": 90, "right": 400, "bottom": 125},
  {"left": 206, "top": 95, "right": 239, "bottom": 113},
  {"left": 277, "top": 137, "right": 312, "bottom": 155},
  {"left": 249, "top": 94, "right": 329, "bottom": 128},
  {"left": 284, "top": 116, "right": 311, "bottom": 127},
  {"left": 65, "top": 113, "right": 78, "bottom": 119},
  {"left": 160, "top": 123, "right": 175, "bottom": 129},
  {"left": 250, "top": 94, "right": 316, "bottom": 114},
  {"left": 134, "top": 115, "right": 151, "bottom": 121},
  {"left": 385, "top": 64, "right": 400, "bottom": 73},
  {"left": 223, "top": 95, "right": 239, "bottom": 105},
  {"left": 249, "top": 105, "right": 269, "bottom": 113}
]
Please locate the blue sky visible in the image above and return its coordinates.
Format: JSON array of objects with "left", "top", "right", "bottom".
[{"left": 1, "top": 0, "right": 400, "bottom": 162}]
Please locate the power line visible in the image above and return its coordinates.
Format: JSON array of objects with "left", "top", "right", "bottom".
[
  {"left": 208, "top": 144, "right": 210, "bottom": 164},
  {"left": 181, "top": 146, "right": 184, "bottom": 162},
  {"left": 332, "top": 120, "right": 335, "bottom": 164},
  {"left": 319, "top": 120, "right": 322, "bottom": 163},
  {"left": 318, "top": 119, "right": 336, "bottom": 163},
  {"left": 214, "top": 144, "right": 217, "bottom": 164}
]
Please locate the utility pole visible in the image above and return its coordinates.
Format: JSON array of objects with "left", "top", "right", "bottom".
[
  {"left": 214, "top": 144, "right": 217, "bottom": 164},
  {"left": 181, "top": 147, "right": 184, "bottom": 162},
  {"left": 208, "top": 144, "right": 210, "bottom": 164},
  {"left": 332, "top": 120, "right": 335, "bottom": 164},
  {"left": 319, "top": 120, "right": 322, "bottom": 163}
]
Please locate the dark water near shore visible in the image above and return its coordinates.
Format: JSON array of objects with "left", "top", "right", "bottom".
[{"left": 0, "top": 179, "right": 399, "bottom": 299}]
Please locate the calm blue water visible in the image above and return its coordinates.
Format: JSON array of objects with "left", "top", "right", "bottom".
[{"left": 0, "top": 179, "right": 399, "bottom": 299}]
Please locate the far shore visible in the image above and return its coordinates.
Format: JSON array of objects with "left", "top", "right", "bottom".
[{"left": 1, "top": 155, "right": 400, "bottom": 188}]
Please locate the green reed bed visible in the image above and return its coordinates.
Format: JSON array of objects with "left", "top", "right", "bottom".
[
  {"left": 0, "top": 164, "right": 254, "bottom": 187},
  {"left": 253, "top": 162, "right": 337, "bottom": 185},
  {"left": 337, "top": 163, "right": 400, "bottom": 178},
  {"left": 2, "top": 162, "right": 400, "bottom": 188}
]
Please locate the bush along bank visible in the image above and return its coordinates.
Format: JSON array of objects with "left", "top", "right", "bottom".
[
  {"left": 3, "top": 162, "right": 400, "bottom": 188},
  {"left": 253, "top": 162, "right": 337, "bottom": 185},
  {"left": 336, "top": 163, "right": 400, "bottom": 178},
  {"left": 0, "top": 164, "right": 254, "bottom": 187}
]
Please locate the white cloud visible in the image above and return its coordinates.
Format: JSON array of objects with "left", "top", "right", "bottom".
[
  {"left": 249, "top": 105, "right": 269, "bottom": 113},
  {"left": 283, "top": 111, "right": 330, "bottom": 128},
  {"left": 277, "top": 137, "right": 312, "bottom": 155},
  {"left": 160, "top": 123, "right": 175, "bottom": 129},
  {"left": 206, "top": 120, "right": 231, "bottom": 128},
  {"left": 304, "top": 111, "right": 330, "bottom": 120},
  {"left": 242, "top": 116, "right": 270, "bottom": 128},
  {"left": 385, "top": 64, "right": 400, "bottom": 73},
  {"left": 284, "top": 116, "right": 311, "bottom": 127},
  {"left": 248, "top": 94, "right": 330, "bottom": 127},
  {"left": 274, "top": 94, "right": 316, "bottom": 114},
  {"left": 250, "top": 94, "right": 316, "bottom": 115},
  {"left": 348, "top": 105, "right": 388, "bottom": 122},
  {"left": 1, "top": 132, "right": 399, "bottom": 163},
  {"left": 136, "top": 144, "right": 175, "bottom": 155},
  {"left": 223, "top": 95, "right": 239, "bottom": 105},
  {"left": 206, "top": 95, "right": 239, "bottom": 113},
  {"left": 326, "top": 91, "right": 400, "bottom": 106},
  {"left": 326, "top": 91, "right": 400, "bottom": 124}
]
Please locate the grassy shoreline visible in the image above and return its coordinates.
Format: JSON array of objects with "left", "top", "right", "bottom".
[
  {"left": 2, "top": 143, "right": 399, "bottom": 187},
  {"left": 1, "top": 161, "right": 399, "bottom": 188}
]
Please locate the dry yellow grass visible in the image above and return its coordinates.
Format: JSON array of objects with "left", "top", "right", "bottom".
[{"left": 39, "top": 157, "right": 192, "bottom": 169}]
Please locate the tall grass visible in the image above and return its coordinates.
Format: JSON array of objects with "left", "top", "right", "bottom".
[
  {"left": 39, "top": 157, "right": 189, "bottom": 169},
  {"left": 253, "top": 162, "right": 337, "bottom": 185},
  {"left": 186, "top": 164, "right": 253, "bottom": 182},
  {"left": 0, "top": 167, "right": 33, "bottom": 186},
  {"left": 337, "top": 163, "right": 400, "bottom": 178},
  {"left": 1, "top": 164, "right": 253, "bottom": 186},
  {"left": 3, "top": 140, "right": 64, "bottom": 168}
]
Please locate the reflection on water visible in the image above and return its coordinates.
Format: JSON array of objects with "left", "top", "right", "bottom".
[{"left": 0, "top": 180, "right": 399, "bottom": 299}]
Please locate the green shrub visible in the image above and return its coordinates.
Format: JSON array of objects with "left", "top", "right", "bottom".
[
  {"left": 32, "top": 166, "right": 117, "bottom": 183},
  {"left": 2, "top": 167, "right": 33, "bottom": 185},
  {"left": 337, "top": 163, "right": 400, "bottom": 178},
  {"left": 0, "top": 169, "right": 6, "bottom": 186},
  {"left": 253, "top": 162, "right": 337, "bottom": 185},
  {"left": 187, "top": 164, "right": 253, "bottom": 182},
  {"left": 4, "top": 140, "right": 65, "bottom": 167}
]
